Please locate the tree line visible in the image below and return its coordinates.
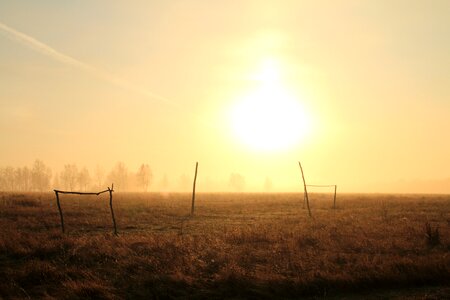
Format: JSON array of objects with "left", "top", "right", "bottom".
[
  {"left": 0, "top": 160, "right": 273, "bottom": 192},
  {"left": 0, "top": 160, "right": 153, "bottom": 192}
]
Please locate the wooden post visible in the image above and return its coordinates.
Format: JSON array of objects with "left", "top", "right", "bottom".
[
  {"left": 191, "top": 162, "right": 198, "bottom": 216},
  {"left": 333, "top": 185, "right": 337, "bottom": 209},
  {"left": 54, "top": 190, "right": 65, "bottom": 233},
  {"left": 303, "top": 193, "right": 307, "bottom": 209},
  {"left": 108, "top": 184, "right": 118, "bottom": 235},
  {"left": 298, "top": 162, "right": 312, "bottom": 217}
]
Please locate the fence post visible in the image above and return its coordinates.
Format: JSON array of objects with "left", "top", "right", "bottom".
[
  {"left": 298, "top": 162, "right": 312, "bottom": 217},
  {"left": 54, "top": 190, "right": 65, "bottom": 233},
  {"left": 191, "top": 162, "right": 198, "bottom": 216},
  {"left": 333, "top": 185, "right": 337, "bottom": 209},
  {"left": 109, "top": 184, "right": 118, "bottom": 235}
]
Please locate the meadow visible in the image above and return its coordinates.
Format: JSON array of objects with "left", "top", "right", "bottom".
[{"left": 0, "top": 192, "right": 449, "bottom": 299}]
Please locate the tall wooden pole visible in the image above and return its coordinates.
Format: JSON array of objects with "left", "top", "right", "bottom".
[
  {"left": 54, "top": 190, "right": 65, "bottom": 233},
  {"left": 109, "top": 184, "right": 118, "bottom": 235},
  {"left": 333, "top": 185, "right": 337, "bottom": 209},
  {"left": 298, "top": 162, "right": 312, "bottom": 217},
  {"left": 191, "top": 162, "right": 198, "bottom": 216},
  {"left": 303, "top": 192, "right": 306, "bottom": 209}
]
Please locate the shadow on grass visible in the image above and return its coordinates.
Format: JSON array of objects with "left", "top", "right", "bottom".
[{"left": 124, "top": 268, "right": 450, "bottom": 300}]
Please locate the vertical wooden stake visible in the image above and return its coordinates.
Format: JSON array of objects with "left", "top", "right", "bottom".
[
  {"left": 298, "top": 162, "right": 312, "bottom": 217},
  {"left": 303, "top": 193, "right": 306, "bottom": 209},
  {"left": 109, "top": 184, "right": 118, "bottom": 235},
  {"left": 333, "top": 185, "right": 337, "bottom": 209},
  {"left": 54, "top": 190, "right": 65, "bottom": 233},
  {"left": 191, "top": 162, "right": 198, "bottom": 216}
]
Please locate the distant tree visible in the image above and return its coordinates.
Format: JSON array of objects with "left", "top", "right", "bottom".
[
  {"left": 3, "top": 166, "right": 15, "bottom": 191},
  {"left": 264, "top": 176, "right": 273, "bottom": 192},
  {"left": 14, "top": 168, "right": 20, "bottom": 191},
  {"left": 0, "top": 167, "right": 7, "bottom": 191},
  {"left": 0, "top": 168, "right": 4, "bottom": 191},
  {"left": 23, "top": 166, "right": 32, "bottom": 191},
  {"left": 136, "top": 164, "right": 152, "bottom": 192},
  {"left": 53, "top": 172, "right": 61, "bottom": 189},
  {"left": 13, "top": 167, "right": 21, "bottom": 191},
  {"left": 229, "top": 172, "right": 245, "bottom": 192},
  {"left": 94, "top": 165, "right": 105, "bottom": 190},
  {"left": 16, "top": 166, "right": 31, "bottom": 191},
  {"left": 13, "top": 168, "right": 21, "bottom": 191},
  {"left": 107, "top": 162, "right": 128, "bottom": 191},
  {"left": 77, "top": 167, "right": 91, "bottom": 191},
  {"left": 60, "top": 164, "right": 78, "bottom": 191},
  {"left": 31, "top": 159, "right": 52, "bottom": 192}
]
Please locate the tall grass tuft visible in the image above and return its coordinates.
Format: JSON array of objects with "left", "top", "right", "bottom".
[
  {"left": 424, "top": 222, "right": 440, "bottom": 247},
  {"left": 380, "top": 201, "right": 389, "bottom": 222}
]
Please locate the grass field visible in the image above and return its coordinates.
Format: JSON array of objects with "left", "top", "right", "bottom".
[{"left": 0, "top": 192, "right": 449, "bottom": 299}]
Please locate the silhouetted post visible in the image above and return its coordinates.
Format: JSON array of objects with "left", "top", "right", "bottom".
[
  {"left": 303, "top": 193, "right": 306, "bottom": 209},
  {"left": 333, "top": 185, "right": 337, "bottom": 209},
  {"left": 109, "top": 184, "right": 118, "bottom": 235},
  {"left": 191, "top": 162, "right": 198, "bottom": 216},
  {"left": 54, "top": 190, "right": 65, "bottom": 233},
  {"left": 298, "top": 162, "right": 312, "bottom": 217}
]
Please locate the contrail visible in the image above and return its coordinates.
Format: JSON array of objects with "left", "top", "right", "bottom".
[{"left": 0, "top": 21, "right": 174, "bottom": 106}]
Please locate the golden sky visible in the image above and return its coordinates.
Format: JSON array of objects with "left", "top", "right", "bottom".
[{"left": 1, "top": 1, "right": 450, "bottom": 192}]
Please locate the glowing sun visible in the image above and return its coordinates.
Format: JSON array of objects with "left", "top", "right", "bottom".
[{"left": 229, "top": 60, "right": 311, "bottom": 152}]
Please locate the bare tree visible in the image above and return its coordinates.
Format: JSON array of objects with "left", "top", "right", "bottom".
[
  {"left": 14, "top": 167, "right": 22, "bottom": 191},
  {"left": 16, "top": 166, "right": 31, "bottom": 191},
  {"left": 0, "top": 168, "right": 7, "bottom": 191},
  {"left": 0, "top": 166, "right": 32, "bottom": 192},
  {"left": 94, "top": 165, "right": 105, "bottom": 190},
  {"left": 53, "top": 172, "right": 61, "bottom": 189},
  {"left": 60, "top": 164, "right": 78, "bottom": 191},
  {"left": 31, "top": 159, "right": 52, "bottom": 192},
  {"left": 0, "top": 168, "right": 4, "bottom": 191},
  {"left": 107, "top": 162, "right": 128, "bottom": 191},
  {"left": 77, "top": 167, "right": 91, "bottom": 191},
  {"left": 3, "top": 166, "right": 15, "bottom": 191},
  {"left": 229, "top": 172, "right": 245, "bottom": 192},
  {"left": 136, "top": 164, "right": 152, "bottom": 192}
]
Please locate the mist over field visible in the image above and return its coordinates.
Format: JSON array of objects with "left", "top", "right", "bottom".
[
  {"left": 2, "top": 160, "right": 450, "bottom": 194},
  {"left": 1, "top": 1, "right": 450, "bottom": 194},
  {"left": 0, "top": 159, "right": 270, "bottom": 193},
  {"left": 1, "top": 1, "right": 450, "bottom": 299}
]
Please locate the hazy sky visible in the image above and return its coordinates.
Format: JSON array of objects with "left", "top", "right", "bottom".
[{"left": 1, "top": 1, "right": 450, "bottom": 192}]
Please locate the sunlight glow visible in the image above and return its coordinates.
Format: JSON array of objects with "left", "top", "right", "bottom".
[{"left": 230, "top": 59, "right": 312, "bottom": 152}]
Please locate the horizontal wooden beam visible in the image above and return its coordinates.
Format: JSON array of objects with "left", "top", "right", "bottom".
[{"left": 53, "top": 189, "right": 113, "bottom": 196}]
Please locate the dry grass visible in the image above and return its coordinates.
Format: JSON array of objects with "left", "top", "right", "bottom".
[{"left": 0, "top": 192, "right": 449, "bottom": 299}]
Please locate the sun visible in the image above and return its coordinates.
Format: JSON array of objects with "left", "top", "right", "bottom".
[{"left": 229, "top": 59, "right": 311, "bottom": 152}]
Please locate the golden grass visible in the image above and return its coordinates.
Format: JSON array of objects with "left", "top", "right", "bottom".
[{"left": 0, "top": 192, "right": 449, "bottom": 299}]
